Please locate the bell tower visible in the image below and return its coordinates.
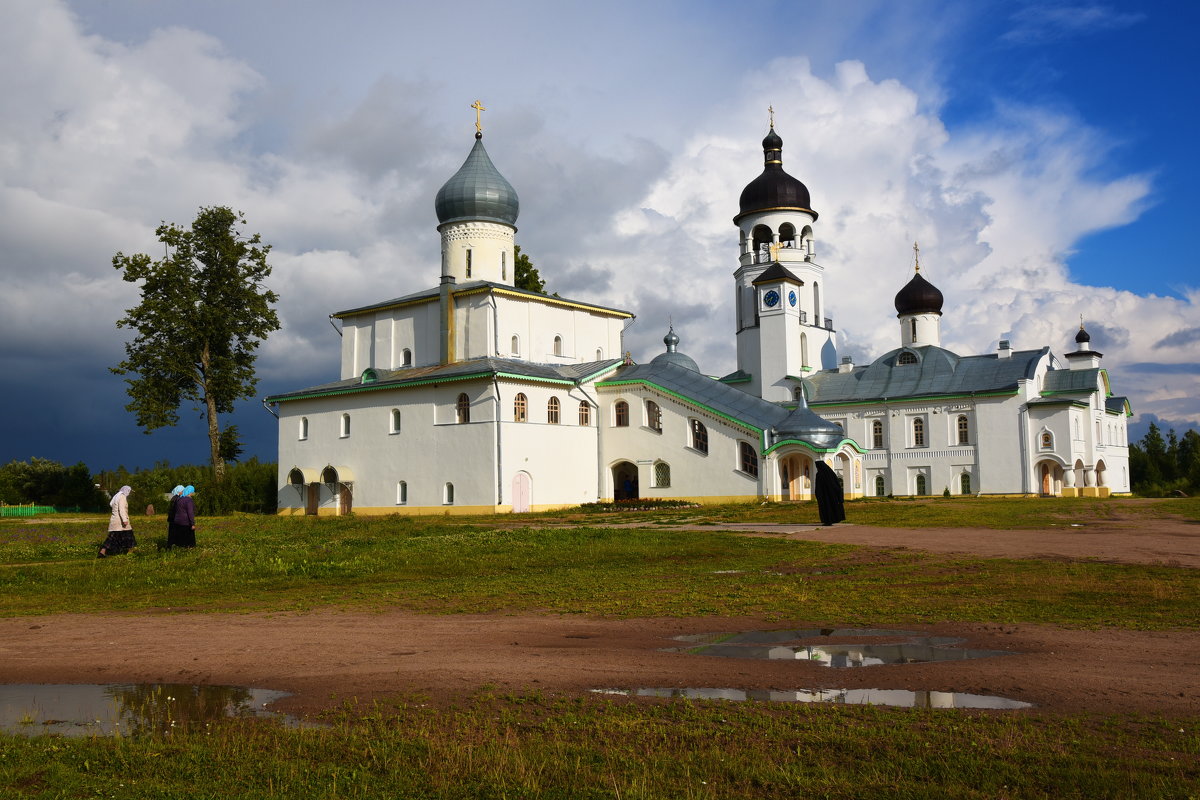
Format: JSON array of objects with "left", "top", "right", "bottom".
[{"left": 732, "top": 114, "right": 838, "bottom": 400}]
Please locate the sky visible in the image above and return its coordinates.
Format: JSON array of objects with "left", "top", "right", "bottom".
[{"left": 1, "top": 0, "right": 1197, "bottom": 473}]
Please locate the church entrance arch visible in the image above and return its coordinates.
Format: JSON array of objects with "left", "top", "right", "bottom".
[
  {"left": 512, "top": 471, "right": 532, "bottom": 513},
  {"left": 778, "top": 453, "right": 812, "bottom": 501},
  {"left": 835, "top": 452, "right": 851, "bottom": 498},
  {"left": 1037, "top": 460, "right": 1064, "bottom": 497},
  {"left": 612, "top": 461, "right": 639, "bottom": 501},
  {"left": 320, "top": 466, "right": 353, "bottom": 515}
]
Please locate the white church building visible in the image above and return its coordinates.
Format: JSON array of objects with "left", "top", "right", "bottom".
[{"left": 265, "top": 117, "right": 1131, "bottom": 514}]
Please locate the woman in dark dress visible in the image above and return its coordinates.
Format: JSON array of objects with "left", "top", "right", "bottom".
[
  {"left": 166, "top": 485, "right": 184, "bottom": 547},
  {"left": 172, "top": 485, "right": 197, "bottom": 547},
  {"left": 813, "top": 461, "right": 846, "bottom": 526},
  {"left": 99, "top": 486, "right": 136, "bottom": 557}
]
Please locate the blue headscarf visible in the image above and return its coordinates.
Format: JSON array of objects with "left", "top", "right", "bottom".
[
  {"left": 183, "top": 485, "right": 195, "bottom": 497},
  {"left": 172, "top": 485, "right": 184, "bottom": 496}
]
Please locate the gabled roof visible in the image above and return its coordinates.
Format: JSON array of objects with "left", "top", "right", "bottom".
[
  {"left": 1106, "top": 396, "right": 1133, "bottom": 416},
  {"left": 1041, "top": 367, "right": 1103, "bottom": 394},
  {"left": 598, "top": 360, "right": 791, "bottom": 433},
  {"left": 334, "top": 280, "right": 633, "bottom": 319},
  {"left": 804, "top": 345, "right": 1048, "bottom": 405},
  {"left": 752, "top": 262, "right": 804, "bottom": 285},
  {"left": 265, "top": 357, "right": 624, "bottom": 404}
]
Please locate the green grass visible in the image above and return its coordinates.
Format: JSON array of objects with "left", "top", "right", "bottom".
[
  {"left": 0, "top": 512, "right": 1196, "bottom": 627},
  {"left": 2, "top": 497, "right": 1198, "bottom": 798},
  {"left": 1, "top": 693, "right": 1196, "bottom": 799}
]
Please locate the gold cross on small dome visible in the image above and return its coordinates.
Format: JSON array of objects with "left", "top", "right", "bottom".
[{"left": 471, "top": 100, "right": 486, "bottom": 133}]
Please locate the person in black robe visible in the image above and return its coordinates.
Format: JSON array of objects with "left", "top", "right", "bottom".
[{"left": 813, "top": 461, "right": 846, "bottom": 526}]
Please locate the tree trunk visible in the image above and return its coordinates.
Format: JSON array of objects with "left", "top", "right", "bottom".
[{"left": 201, "top": 344, "right": 226, "bottom": 483}]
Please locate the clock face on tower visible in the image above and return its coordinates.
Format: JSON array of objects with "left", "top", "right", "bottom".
[
  {"left": 788, "top": 290, "right": 797, "bottom": 307},
  {"left": 763, "top": 289, "right": 780, "bottom": 308}
]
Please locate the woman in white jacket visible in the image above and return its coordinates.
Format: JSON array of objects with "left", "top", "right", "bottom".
[{"left": 98, "top": 485, "right": 136, "bottom": 557}]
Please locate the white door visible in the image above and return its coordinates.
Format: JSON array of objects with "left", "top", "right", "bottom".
[{"left": 512, "top": 472, "right": 532, "bottom": 513}]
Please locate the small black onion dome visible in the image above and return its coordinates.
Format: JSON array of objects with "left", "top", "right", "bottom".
[
  {"left": 435, "top": 133, "right": 520, "bottom": 227},
  {"left": 894, "top": 271, "right": 944, "bottom": 316},
  {"left": 775, "top": 390, "right": 844, "bottom": 449},
  {"left": 735, "top": 126, "right": 817, "bottom": 223},
  {"left": 1075, "top": 325, "right": 1091, "bottom": 344},
  {"left": 650, "top": 326, "right": 700, "bottom": 372}
]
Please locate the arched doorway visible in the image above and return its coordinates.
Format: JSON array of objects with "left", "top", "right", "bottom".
[
  {"left": 779, "top": 454, "right": 810, "bottom": 501},
  {"left": 320, "top": 466, "right": 353, "bottom": 515},
  {"left": 612, "top": 461, "right": 639, "bottom": 501},
  {"left": 512, "top": 471, "right": 532, "bottom": 513},
  {"left": 835, "top": 452, "right": 851, "bottom": 497},
  {"left": 1041, "top": 463, "right": 1052, "bottom": 496}
]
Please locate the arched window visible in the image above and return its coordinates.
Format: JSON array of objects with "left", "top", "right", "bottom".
[
  {"left": 960, "top": 472, "right": 972, "bottom": 495},
  {"left": 444, "top": 482, "right": 454, "bottom": 504},
  {"left": 553, "top": 335, "right": 563, "bottom": 357},
  {"left": 957, "top": 415, "right": 970, "bottom": 445},
  {"left": 875, "top": 475, "right": 886, "bottom": 496},
  {"left": 872, "top": 419, "right": 884, "bottom": 449},
  {"left": 801, "top": 332, "right": 809, "bottom": 366},
  {"left": 456, "top": 393, "right": 470, "bottom": 424},
  {"left": 340, "top": 413, "right": 351, "bottom": 437},
  {"left": 646, "top": 400, "right": 662, "bottom": 433},
  {"left": 579, "top": 402, "right": 591, "bottom": 426},
  {"left": 596, "top": 348, "right": 603, "bottom": 360},
  {"left": 299, "top": 417, "right": 308, "bottom": 440},
  {"left": 691, "top": 419, "right": 708, "bottom": 454},
  {"left": 511, "top": 335, "right": 520, "bottom": 356},
  {"left": 514, "top": 393, "right": 528, "bottom": 422},
  {"left": 397, "top": 481, "right": 407, "bottom": 505},
  {"left": 916, "top": 474, "right": 927, "bottom": 495},
  {"left": 615, "top": 401, "right": 629, "bottom": 427},
  {"left": 752, "top": 224, "right": 772, "bottom": 254},
  {"left": 911, "top": 319, "right": 918, "bottom": 340},
  {"left": 402, "top": 348, "right": 412, "bottom": 367},
  {"left": 654, "top": 462, "right": 671, "bottom": 488},
  {"left": 793, "top": 386, "right": 804, "bottom": 401},
  {"left": 913, "top": 417, "right": 925, "bottom": 447},
  {"left": 779, "top": 222, "right": 796, "bottom": 246},
  {"left": 898, "top": 351, "right": 918, "bottom": 365},
  {"left": 739, "top": 442, "right": 759, "bottom": 477},
  {"left": 547, "top": 396, "right": 560, "bottom": 424},
  {"left": 390, "top": 409, "right": 401, "bottom": 434}
]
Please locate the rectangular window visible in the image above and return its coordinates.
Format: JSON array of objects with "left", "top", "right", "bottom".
[{"left": 465, "top": 249, "right": 472, "bottom": 278}]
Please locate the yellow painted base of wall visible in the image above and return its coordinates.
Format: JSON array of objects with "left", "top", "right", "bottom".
[
  {"left": 597, "top": 495, "right": 761, "bottom": 506},
  {"left": 1061, "top": 487, "right": 1080, "bottom": 497}
]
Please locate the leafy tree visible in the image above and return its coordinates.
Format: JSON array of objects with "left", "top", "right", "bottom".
[
  {"left": 112, "top": 207, "right": 279, "bottom": 483},
  {"left": 513, "top": 245, "right": 546, "bottom": 293},
  {"left": 0, "top": 458, "right": 104, "bottom": 509}
]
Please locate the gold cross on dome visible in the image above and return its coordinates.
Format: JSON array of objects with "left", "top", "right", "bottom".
[
  {"left": 913, "top": 241, "right": 921, "bottom": 272},
  {"left": 768, "top": 105, "right": 775, "bottom": 128},
  {"left": 471, "top": 100, "right": 486, "bottom": 133}
]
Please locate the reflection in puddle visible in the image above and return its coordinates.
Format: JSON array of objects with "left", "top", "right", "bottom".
[
  {"left": 665, "top": 628, "right": 1016, "bottom": 667},
  {"left": 593, "top": 687, "right": 1032, "bottom": 709},
  {"left": 0, "top": 684, "right": 300, "bottom": 737}
]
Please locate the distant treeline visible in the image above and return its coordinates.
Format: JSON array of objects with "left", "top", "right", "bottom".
[
  {"left": 1128, "top": 423, "right": 1200, "bottom": 497},
  {"left": 0, "top": 458, "right": 278, "bottom": 515}
]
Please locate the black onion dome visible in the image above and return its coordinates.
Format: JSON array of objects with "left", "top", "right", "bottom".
[
  {"left": 735, "top": 126, "right": 817, "bottom": 223},
  {"left": 435, "top": 133, "right": 520, "bottom": 227},
  {"left": 1075, "top": 325, "right": 1091, "bottom": 344},
  {"left": 894, "top": 271, "right": 944, "bottom": 316}
]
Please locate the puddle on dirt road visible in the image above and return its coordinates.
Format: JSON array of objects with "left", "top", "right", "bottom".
[
  {"left": 665, "top": 628, "right": 1017, "bottom": 667},
  {"left": 593, "top": 687, "right": 1032, "bottom": 709},
  {"left": 0, "top": 683, "right": 304, "bottom": 737}
]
